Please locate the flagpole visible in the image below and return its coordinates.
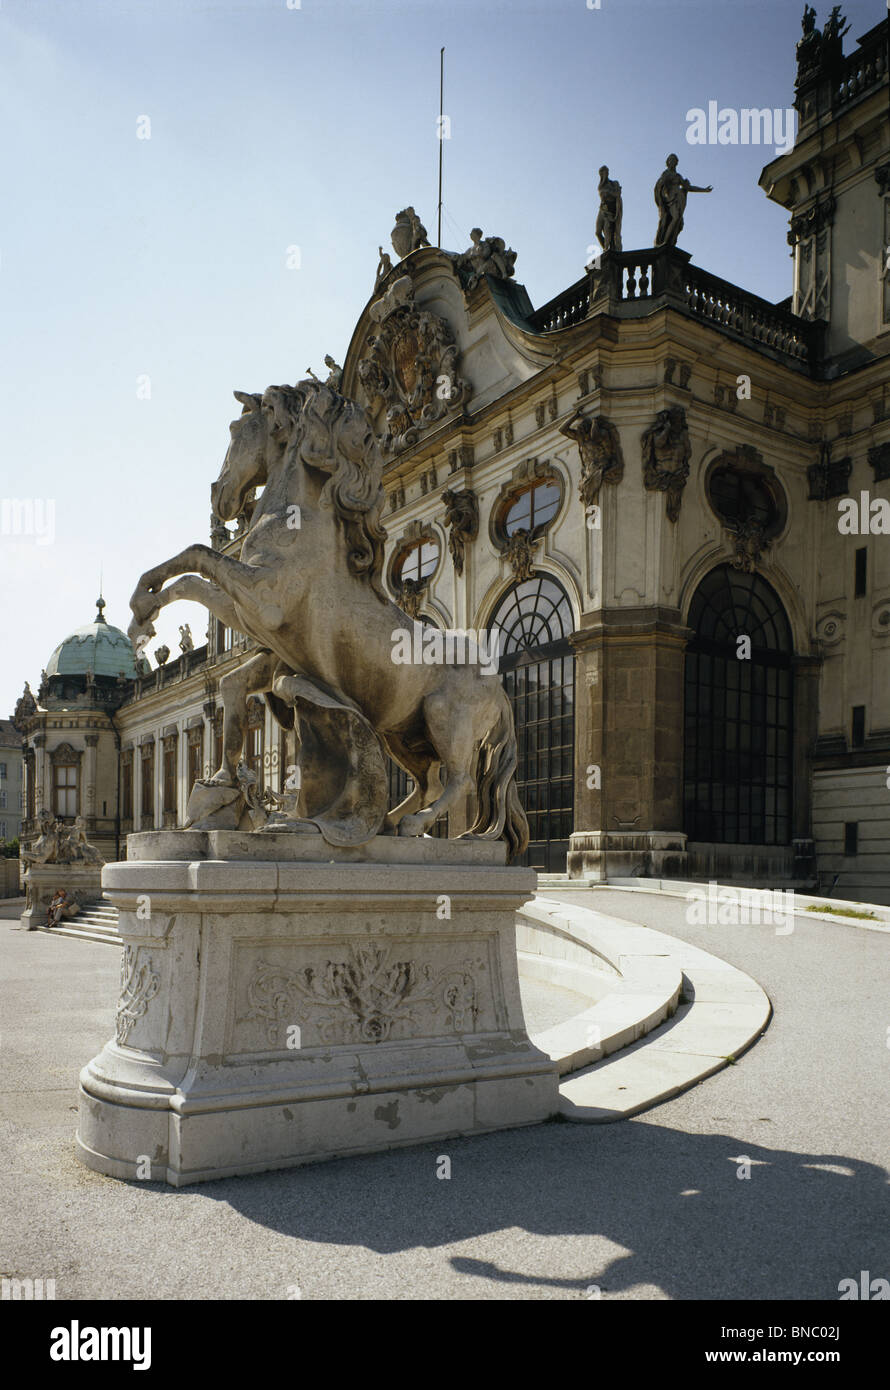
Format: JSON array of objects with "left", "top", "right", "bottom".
[{"left": 437, "top": 47, "right": 444, "bottom": 247}]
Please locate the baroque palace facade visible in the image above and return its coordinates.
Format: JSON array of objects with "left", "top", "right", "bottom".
[{"left": 15, "top": 11, "right": 890, "bottom": 900}]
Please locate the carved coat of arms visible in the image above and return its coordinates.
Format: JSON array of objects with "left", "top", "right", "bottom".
[{"left": 358, "top": 277, "right": 471, "bottom": 455}]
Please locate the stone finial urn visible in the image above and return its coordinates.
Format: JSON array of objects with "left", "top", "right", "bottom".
[{"left": 390, "top": 212, "right": 415, "bottom": 261}]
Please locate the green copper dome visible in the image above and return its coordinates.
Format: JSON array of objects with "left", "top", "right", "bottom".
[{"left": 45, "top": 597, "right": 138, "bottom": 680}]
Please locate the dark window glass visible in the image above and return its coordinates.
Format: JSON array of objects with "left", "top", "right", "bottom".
[
  {"left": 397, "top": 539, "right": 439, "bottom": 584},
  {"left": 489, "top": 575, "right": 575, "bottom": 872},
  {"left": 504, "top": 483, "right": 560, "bottom": 538},
  {"left": 854, "top": 547, "right": 867, "bottom": 598},
  {"left": 844, "top": 822, "right": 858, "bottom": 856},
  {"left": 684, "top": 566, "right": 793, "bottom": 846},
  {"left": 851, "top": 706, "right": 865, "bottom": 748}
]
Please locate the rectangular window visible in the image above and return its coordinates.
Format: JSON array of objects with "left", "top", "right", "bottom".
[
  {"left": 247, "top": 723, "right": 264, "bottom": 790},
  {"left": 854, "top": 547, "right": 867, "bottom": 597},
  {"left": 844, "top": 822, "right": 858, "bottom": 855},
  {"left": 0, "top": 791, "right": 6, "bottom": 809},
  {"left": 121, "top": 756, "right": 133, "bottom": 822},
  {"left": 214, "top": 713, "right": 223, "bottom": 774},
  {"left": 188, "top": 730, "right": 203, "bottom": 792},
  {"left": 0, "top": 822, "right": 6, "bottom": 839},
  {"left": 163, "top": 741, "right": 177, "bottom": 814},
  {"left": 53, "top": 763, "right": 78, "bottom": 818},
  {"left": 141, "top": 746, "right": 154, "bottom": 820},
  {"left": 851, "top": 705, "right": 865, "bottom": 748},
  {"left": 0, "top": 763, "right": 6, "bottom": 778}
]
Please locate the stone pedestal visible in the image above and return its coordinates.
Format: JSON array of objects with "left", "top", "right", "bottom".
[
  {"left": 567, "top": 829, "right": 688, "bottom": 881},
  {"left": 21, "top": 863, "right": 103, "bottom": 928},
  {"left": 76, "top": 832, "right": 557, "bottom": 1186}
]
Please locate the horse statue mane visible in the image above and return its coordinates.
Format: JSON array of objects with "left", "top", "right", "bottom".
[{"left": 264, "top": 380, "right": 389, "bottom": 602}]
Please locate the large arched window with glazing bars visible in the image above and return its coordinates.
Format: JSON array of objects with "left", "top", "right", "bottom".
[
  {"left": 488, "top": 575, "right": 575, "bottom": 871},
  {"left": 684, "top": 565, "right": 794, "bottom": 846}
]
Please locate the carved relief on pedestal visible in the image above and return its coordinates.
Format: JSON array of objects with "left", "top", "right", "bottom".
[
  {"left": 441, "top": 488, "right": 479, "bottom": 577},
  {"left": 559, "top": 411, "right": 624, "bottom": 511},
  {"left": 116, "top": 946, "right": 160, "bottom": 1046},
  {"left": 244, "top": 945, "right": 482, "bottom": 1046},
  {"left": 357, "top": 274, "right": 471, "bottom": 455},
  {"left": 641, "top": 407, "right": 691, "bottom": 522}
]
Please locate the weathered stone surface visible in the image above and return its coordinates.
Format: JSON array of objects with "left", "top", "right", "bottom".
[{"left": 76, "top": 845, "right": 556, "bottom": 1185}]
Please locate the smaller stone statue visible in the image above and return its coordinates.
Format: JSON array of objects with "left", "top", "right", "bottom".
[
  {"left": 391, "top": 207, "right": 430, "bottom": 261},
  {"left": 374, "top": 245, "right": 393, "bottom": 291},
  {"left": 654, "top": 154, "right": 713, "bottom": 249},
  {"left": 323, "top": 355, "right": 343, "bottom": 390},
  {"left": 823, "top": 6, "right": 849, "bottom": 46},
  {"left": 13, "top": 681, "right": 37, "bottom": 730},
  {"left": 442, "top": 488, "right": 479, "bottom": 578},
  {"left": 451, "top": 228, "right": 517, "bottom": 290},
  {"left": 155, "top": 644, "right": 170, "bottom": 667},
  {"left": 179, "top": 623, "right": 194, "bottom": 654},
  {"left": 71, "top": 815, "right": 105, "bottom": 866},
  {"left": 595, "top": 166, "right": 623, "bottom": 253}
]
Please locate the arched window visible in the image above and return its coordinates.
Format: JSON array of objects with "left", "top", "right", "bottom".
[
  {"left": 503, "top": 482, "right": 561, "bottom": 537},
  {"left": 393, "top": 538, "right": 439, "bottom": 586},
  {"left": 684, "top": 565, "right": 793, "bottom": 845},
  {"left": 489, "top": 575, "right": 575, "bottom": 871}
]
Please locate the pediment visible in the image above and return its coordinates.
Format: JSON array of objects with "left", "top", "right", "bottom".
[{"left": 342, "top": 245, "right": 553, "bottom": 458}]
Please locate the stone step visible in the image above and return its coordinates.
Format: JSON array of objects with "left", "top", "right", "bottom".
[
  {"left": 37, "top": 923, "right": 121, "bottom": 946},
  {"left": 36, "top": 898, "right": 121, "bottom": 946}
]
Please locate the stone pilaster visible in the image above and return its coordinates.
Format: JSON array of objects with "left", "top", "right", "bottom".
[
  {"left": 84, "top": 734, "right": 99, "bottom": 831},
  {"left": 567, "top": 605, "right": 690, "bottom": 880}
]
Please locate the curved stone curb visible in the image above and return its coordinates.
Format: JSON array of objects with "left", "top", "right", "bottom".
[
  {"left": 525, "top": 895, "right": 772, "bottom": 1123},
  {"left": 519, "top": 898, "right": 683, "bottom": 1076},
  {"left": 597, "top": 880, "right": 890, "bottom": 932}
]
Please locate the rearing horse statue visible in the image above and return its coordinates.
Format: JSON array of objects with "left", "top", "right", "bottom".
[{"left": 128, "top": 380, "right": 529, "bottom": 860}]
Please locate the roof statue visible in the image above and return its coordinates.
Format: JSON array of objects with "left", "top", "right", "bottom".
[
  {"left": 595, "top": 166, "right": 623, "bottom": 253},
  {"left": 128, "top": 379, "right": 529, "bottom": 859},
  {"left": 654, "top": 154, "right": 713, "bottom": 249},
  {"left": 390, "top": 207, "right": 429, "bottom": 260},
  {"left": 449, "top": 228, "right": 517, "bottom": 290}
]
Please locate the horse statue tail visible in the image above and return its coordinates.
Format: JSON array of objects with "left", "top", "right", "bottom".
[{"left": 468, "top": 688, "right": 529, "bottom": 862}]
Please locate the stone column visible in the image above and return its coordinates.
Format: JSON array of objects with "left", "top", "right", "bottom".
[{"left": 567, "top": 605, "right": 690, "bottom": 880}]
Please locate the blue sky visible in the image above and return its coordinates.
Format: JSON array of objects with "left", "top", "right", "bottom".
[{"left": 0, "top": 0, "right": 881, "bottom": 716}]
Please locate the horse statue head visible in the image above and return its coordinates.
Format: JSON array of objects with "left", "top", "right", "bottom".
[{"left": 212, "top": 380, "right": 389, "bottom": 600}]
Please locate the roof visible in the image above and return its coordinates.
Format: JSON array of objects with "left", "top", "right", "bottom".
[{"left": 45, "top": 597, "right": 138, "bottom": 680}]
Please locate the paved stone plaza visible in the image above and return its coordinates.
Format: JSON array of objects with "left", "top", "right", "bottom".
[{"left": 2, "top": 890, "right": 886, "bottom": 1301}]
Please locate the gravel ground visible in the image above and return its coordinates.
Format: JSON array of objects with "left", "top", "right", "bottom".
[{"left": 1, "top": 889, "right": 887, "bottom": 1301}]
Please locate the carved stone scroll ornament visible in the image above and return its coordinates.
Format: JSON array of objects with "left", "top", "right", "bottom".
[
  {"left": 725, "top": 517, "right": 769, "bottom": 573},
  {"left": 116, "top": 947, "right": 160, "bottom": 1046},
  {"left": 641, "top": 407, "right": 691, "bottom": 522},
  {"left": 503, "top": 529, "right": 539, "bottom": 582},
  {"left": 442, "top": 488, "right": 479, "bottom": 577},
  {"left": 559, "top": 411, "right": 624, "bottom": 511},
  {"left": 393, "top": 576, "right": 424, "bottom": 619},
  {"left": 358, "top": 278, "right": 471, "bottom": 455}
]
